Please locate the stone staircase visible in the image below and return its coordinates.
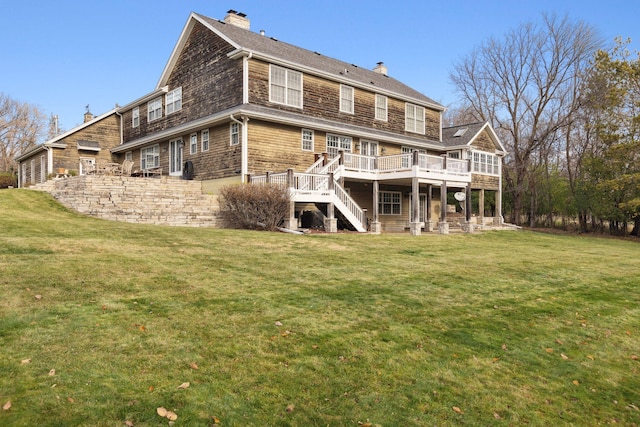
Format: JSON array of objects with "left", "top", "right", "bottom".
[{"left": 33, "top": 175, "right": 221, "bottom": 228}]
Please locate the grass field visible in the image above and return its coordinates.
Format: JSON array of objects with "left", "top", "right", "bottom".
[{"left": 1, "top": 189, "right": 639, "bottom": 426}]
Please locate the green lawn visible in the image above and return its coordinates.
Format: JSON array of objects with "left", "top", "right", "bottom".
[{"left": 1, "top": 189, "right": 639, "bottom": 426}]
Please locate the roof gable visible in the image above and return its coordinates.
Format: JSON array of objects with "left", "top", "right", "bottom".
[
  {"left": 442, "top": 122, "right": 506, "bottom": 154},
  {"left": 157, "top": 12, "right": 443, "bottom": 110}
]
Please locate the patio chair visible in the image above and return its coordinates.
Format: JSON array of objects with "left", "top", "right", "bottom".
[
  {"left": 80, "top": 159, "right": 96, "bottom": 175},
  {"left": 121, "top": 160, "right": 134, "bottom": 176}
]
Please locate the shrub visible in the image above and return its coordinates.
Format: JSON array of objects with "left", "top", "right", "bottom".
[
  {"left": 0, "top": 172, "right": 17, "bottom": 189},
  {"left": 219, "top": 183, "right": 291, "bottom": 231}
]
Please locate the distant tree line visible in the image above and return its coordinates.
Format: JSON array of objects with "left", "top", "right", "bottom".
[{"left": 449, "top": 14, "right": 640, "bottom": 237}]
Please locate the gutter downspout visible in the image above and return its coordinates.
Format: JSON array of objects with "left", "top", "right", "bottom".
[
  {"left": 242, "top": 52, "right": 253, "bottom": 104},
  {"left": 115, "top": 110, "right": 124, "bottom": 146},
  {"left": 230, "top": 114, "right": 249, "bottom": 182}
]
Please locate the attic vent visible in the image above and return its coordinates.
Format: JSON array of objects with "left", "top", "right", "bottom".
[{"left": 453, "top": 128, "right": 468, "bottom": 137}]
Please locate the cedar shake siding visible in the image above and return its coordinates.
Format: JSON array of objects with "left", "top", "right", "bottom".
[{"left": 122, "top": 21, "right": 243, "bottom": 144}]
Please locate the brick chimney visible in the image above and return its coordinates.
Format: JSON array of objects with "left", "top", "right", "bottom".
[
  {"left": 224, "top": 10, "right": 250, "bottom": 30},
  {"left": 83, "top": 107, "right": 94, "bottom": 123},
  {"left": 373, "top": 62, "right": 388, "bottom": 76}
]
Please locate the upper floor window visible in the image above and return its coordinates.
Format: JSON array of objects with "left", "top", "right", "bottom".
[
  {"left": 405, "top": 103, "right": 425, "bottom": 134},
  {"left": 230, "top": 123, "right": 240, "bottom": 146},
  {"left": 132, "top": 107, "right": 140, "bottom": 128},
  {"left": 302, "top": 129, "right": 314, "bottom": 152},
  {"left": 448, "top": 151, "right": 460, "bottom": 159},
  {"left": 340, "top": 85, "right": 354, "bottom": 114},
  {"left": 166, "top": 87, "right": 182, "bottom": 115},
  {"left": 270, "top": 65, "right": 302, "bottom": 108},
  {"left": 472, "top": 151, "right": 500, "bottom": 175},
  {"left": 190, "top": 133, "right": 197, "bottom": 154},
  {"left": 148, "top": 97, "right": 162, "bottom": 122},
  {"left": 201, "top": 129, "right": 209, "bottom": 152},
  {"left": 326, "top": 134, "right": 352, "bottom": 158},
  {"left": 375, "top": 94, "right": 387, "bottom": 121}
]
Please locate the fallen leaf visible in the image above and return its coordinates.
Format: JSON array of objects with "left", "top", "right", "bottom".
[
  {"left": 177, "top": 382, "right": 190, "bottom": 389},
  {"left": 572, "top": 380, "right": 580, "bottom": 385},
  {"left": 493, "top": 412, "right": 501, "bottom": 419},
  {"left": 587, "top": 355, "right": 595, "bottom": 360},
  {"left": 48, "top": 369, "right": 56, "bottom": 376},
  {"left": 359, "top": 423, "right": 372, "bottom": 427},
  {"left": 189, "top": 362, "right": 199, "bottom": 370},
  {"left": 492, "top": 357, "right": 500, "bottom": 363},
  {"left": 148, "top": 386, "right": 154, "bottom": 392},
  {"left": 501, "top": 344, "right": 508, "bottom": 351},
  {"left": 139, "top": 325, "right": 145, "bottom": 332},
  {"left": 561, "top": 353, "right": 569, "bottom": 360},
  {"left": 555, "top": 339, "right": 564, "bottom": 345},
  {"left": 286, "top": 404, "right": 295, "bottom": 413},
  {"left": 125, "top": 421, "right": 134, "bottom": 427},
  {"left": 35, "top": 295, "right": 42, "bottom": 301},
  {"left": 166, "top": 411, "right": 178, "bottom": 421},
  {"left": 66, "top": 397, "right": 74, "bottom": 403},
  {"left": 157, "top": 407, "right": 168, "bottom": 417},
  {"left": 631, "top": 355, "right": 638, "bottom": 360},
  {"left": 21, "top": 358, "right": 31, "bottom": 364},
  {"left": 102, "top": 305, "right": 107, "bottom": 310},
  {"left": 626, "top": 330, "right": 632, "bottom": 336},
  {"left": 211, "top": 416, "right": 221, "bottom": 423},
  {"left": 545, "top": 348, "right": 554, "bottom": 353},
  {"left": 452, "top": 406, "right": 463, "bottom": 414},
  {"left": 275, "top": 321, "right": 283, "bottom": 327},
  {"left": 2, "top": 401, "right": 11, "bottom": 411}
]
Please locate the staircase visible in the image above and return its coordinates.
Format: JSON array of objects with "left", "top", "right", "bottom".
[{"left": 34, "top": 175, "right": 221, "bottom": 228}]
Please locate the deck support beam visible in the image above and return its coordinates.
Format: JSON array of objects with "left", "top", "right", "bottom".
[{"left": 371, "top": 180, "right": 381, "bottom": 234}]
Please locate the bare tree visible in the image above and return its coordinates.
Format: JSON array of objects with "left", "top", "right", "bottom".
[
  {"left": 0, "top": 93, "right": 45, "bottom": 173},
  {"left": 450, "top": 14, "right": 602, "bottom": 225}
]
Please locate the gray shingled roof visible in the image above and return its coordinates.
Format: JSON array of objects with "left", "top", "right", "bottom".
[
  {"left": 195, "top": 13, "right": 442, "bottom": 109},
  {"left": 441, "top": 122, "right": 487, "bottom": 148}
]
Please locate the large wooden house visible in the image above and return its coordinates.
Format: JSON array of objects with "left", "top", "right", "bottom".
[{"left": 20, "top": 10, "right": 506, "bottom": 234}]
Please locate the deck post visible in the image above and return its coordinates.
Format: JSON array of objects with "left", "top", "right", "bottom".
[
  {"left": 438, "top": 155, "right": 449, "bottom": 234},
  {"left": 371, "top": 180, "right": 381, "bottom": 234},
  {"left": 409, "top": 151, "right": 423, "bottom": 236},
  {"left": 462, "top": 185, "right": 474, "bottom": 233},
  {"left": 283, "top": 168, "right": 297, "bottom": 230},
  {"left": 479, "top": 188, "right": 485, "bottom": 225},
  {"left": 426, "top": 184, "right": 433, "bottom": 232},
  {"left": 324, "top": 172, "right": 338, "bottom": 233}
]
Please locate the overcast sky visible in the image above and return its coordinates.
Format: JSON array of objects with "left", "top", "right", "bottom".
[{"left": 2, "top": 0, "right": 638, "bottom": 135}]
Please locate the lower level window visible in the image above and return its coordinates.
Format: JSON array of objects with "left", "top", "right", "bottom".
[
  {"left": 379, "top": 191, "right": 401, "bottom": 215},
  {"left": 141, "top": 144, "right": 160, "bottom": 169}
]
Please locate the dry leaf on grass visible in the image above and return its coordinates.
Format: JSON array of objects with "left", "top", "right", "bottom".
[
  {"left": 573, "top": 380, "right": 580, "bottom": 385},
  {"left": 561, "top": 353, "right": 569, "bottom": 360},
  {"left": 493, "top": 412, "right": 502, "bottom": 419},
  {"left": 48, "top": 369, "right": 56, "bottom": 376},
  {"left": 631, "top": 355, "right": 638, "bottom": 360},
  {"left": 21, "top": 358, "right": 31, "bottom": 364},
  {"left": 177, "top": 382, "right": 190, "bottom": 389},
  {"left": 166, "top": 411, "right": 178, "bottom": 421},
  {"left": 35, "top": 295, "right": 42, "bottom": 301},
  {"left": 189, "top": 362, "right": 199, "bottom": 370},
  {"left": 286, "top": 404, "right": 295, "bottom": 413},
  {"left": 157, "top": 407, "right": 168, "bottom": 417},
  {"left": 66, "top": 397, "right": 74, "bottom": 403},
  {"left": 125, "top": 421, "right": 134, "bottom": 427},
  {"left": 3, "top": 401, "right": 11, "bottom": 411},
  {"left": 452, "top": 406, "right": 463, "bottom": 414},
  {"left": 545, "top": 348, "right": 554, "bottom": 353}
]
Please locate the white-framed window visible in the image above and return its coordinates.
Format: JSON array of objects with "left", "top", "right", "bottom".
[
  {"left": 132, "top": 107, "right": 140, "bottom": 128},
  {"left": 190, "top": 133, "right": 197, "bottom": 155},
  {"left": 375, "top": 94, "right": 387, "bottom": 121},
  {"left": 448, "top": 151, "right": 460, "bottom": 159},
  {"left": 472, "top": 151, "right": 500, "bottom": 175},
  {"left": 148, "top": 97, "right": 162, "bottom": 122},
  {"left": 230, "top": 122, "right": 240, "bottom": 146},
  {"left": 40, "top": 155, "right": 46, "bottom": 182},
  {"left": 405, "top": 103, "right": 425, "bottom": 134},
  {"left": 379, "top": 191, "right": 402, "bottom": 215},
  {"left": 125, "top": 151, "right": 132, "bottom": 161},
  {"left": 201, "top": 129, "right": 209, "bottom": 152},
  {"left": 340, "top": 85, "right": 354, "bottom": 114},
  {"left": 166, "top": 87, "right": 182, "bottom": 115},
  {"left": 302, "top": 129, "right": 314, "bottom": 152},
  {"left": 141, "top": 144, "right": 160, "bottom": 170},
  {"left": 326, "top": 134, "right": 352, "bottom": 158},
  {"left": 269, "top": 65, "right": 302, "bottom": 108}
]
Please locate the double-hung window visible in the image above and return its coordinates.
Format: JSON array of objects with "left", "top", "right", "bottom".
[
  {"left": 302, "top": 129, "right": 314, "bottom": 152},
  {"left": 132, "top": 107, "right": 140, "bottom": 128},
  {"left": 141, "top": 145, "right": 160, "bottom": 170},
  {"left": 269, "top": 65, "right": 302, "bottom": 108},
  {"left": 148, "top": 97, "right": 162, "bottom": 122},
  {"left": 375, "top": 94, "right": 387, "bottom": 121},
  {"left": 190, "top": 133, "right": 197, "bottom": 154},
  {"left": 201, "top": 129, "right": 209, "bottom": 152},
  {"left": 326, "top": 134, "right": 352, "bottom": 158},
  {"left": 379, "top": 191, "right": 401, "bottom": 215},
  {"left": 166, "top": 87, "right": 182, "bottom": 115},
  {"left": 405, "top": 103, "right": 425, "bottom": 134},
  {"left": 230, "top": 123, "right": 240, "bottom": 146},
  {"left": 340, "top": 85, "right": 354, "bottom": 114}
]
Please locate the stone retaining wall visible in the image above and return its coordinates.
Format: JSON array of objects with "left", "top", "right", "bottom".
[{"left": 44, "top": 175, "right": 221, "bottom": 228}]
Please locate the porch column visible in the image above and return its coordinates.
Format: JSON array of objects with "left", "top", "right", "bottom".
[
  {"left": 371, "top": 180, "right": 381, "bottom": 234},
  {"left": 495, "top": 157, "right": 503, "bottom": 225},
  {"left": 462, "top": 185, "right": 474, "bottom": 234},
  {"left": 324, "top": 172, "right": 338, "bottom": 233},
  {"left": 409, "top": 150, "right": 423, "bottom": 236},
  {"left": 438, "top": 155, "right": 449, "bottom": 234},
  {"left": 283, "top": 168, "right": 297, "bottom": 230},
  {"left": 479, "top": 189, "right": 485, "bottom": 225},
  {"left": 426, "top": 184, "right": 433, "bottom": 232}
]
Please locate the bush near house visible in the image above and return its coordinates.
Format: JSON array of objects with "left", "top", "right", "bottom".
[
  {"left": 0, "top": 172, "right": 17, "bottom": 188},
  {"left": 219, "top": 183, "right": 291, "bottom": 231}
]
